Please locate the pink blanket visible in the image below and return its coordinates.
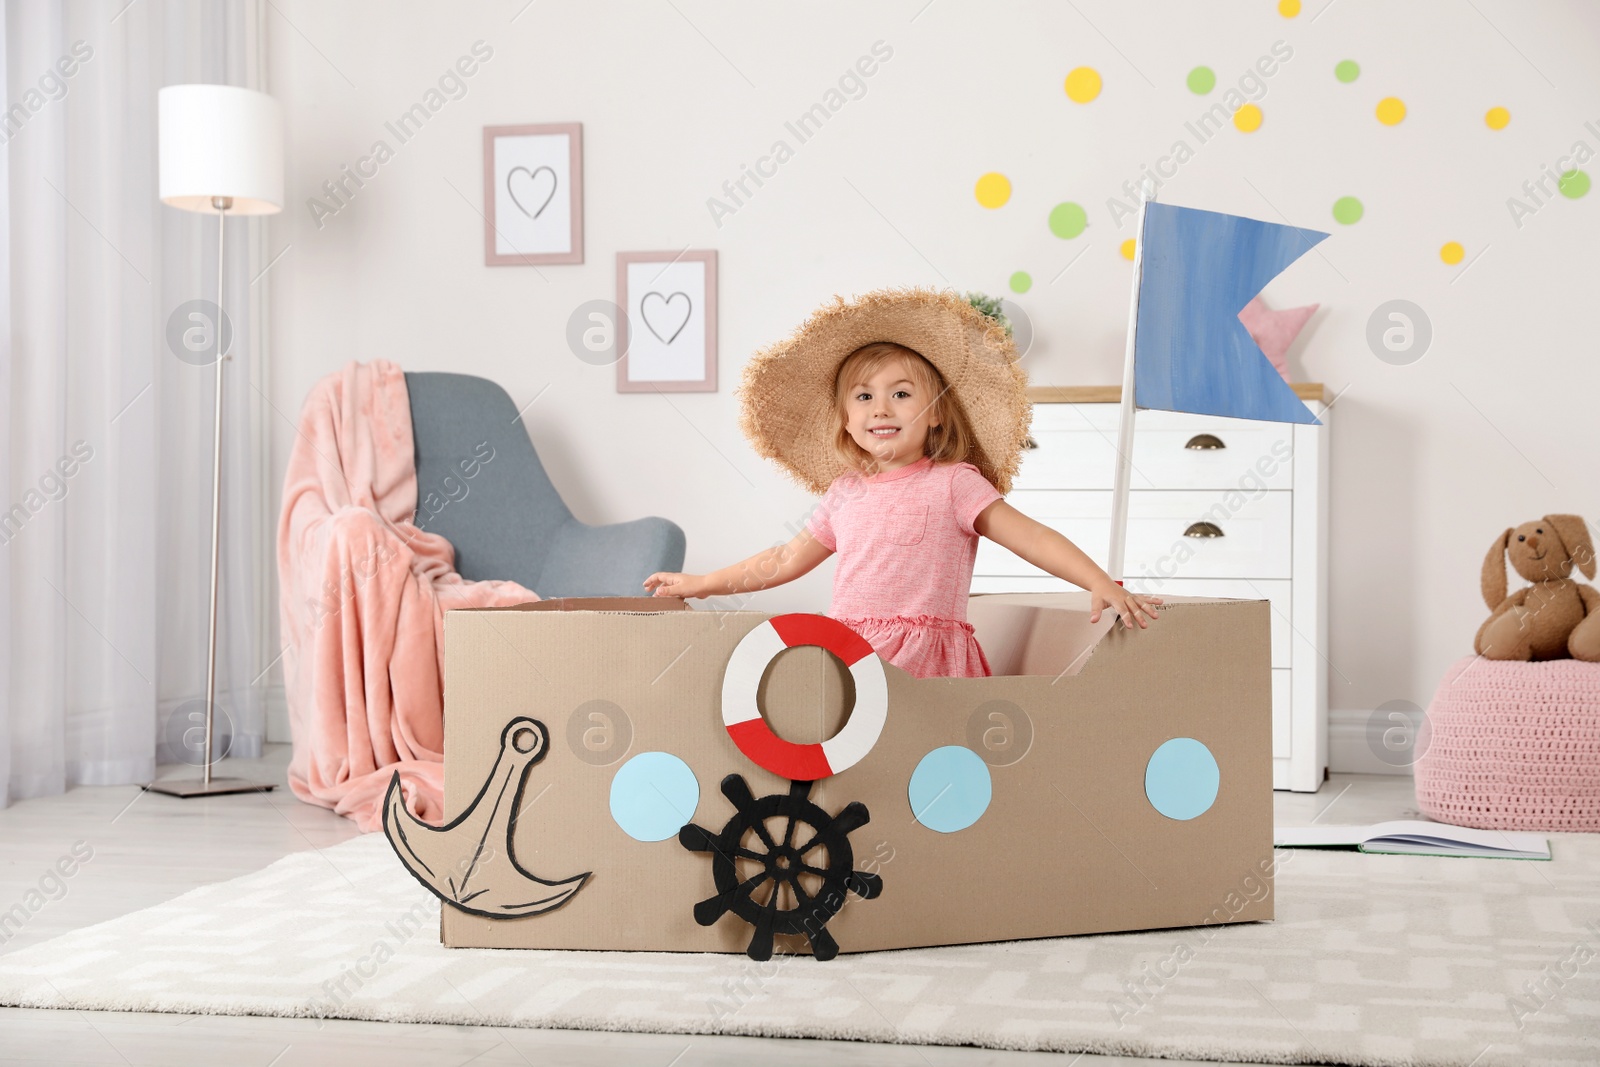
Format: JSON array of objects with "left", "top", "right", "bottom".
[{"left": 277, "top": 360, "right": 539, "bottom": 832}]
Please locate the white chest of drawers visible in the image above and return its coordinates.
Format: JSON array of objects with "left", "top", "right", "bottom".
[{"left": 971, "top": 385, "right": 1330, "bottom": 792}]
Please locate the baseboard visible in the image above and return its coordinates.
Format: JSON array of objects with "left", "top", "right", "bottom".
[
  {"left": 265, "top": 683, "right": 290, "bottom": 745},
  {"left": 1328, "top": 706, "right": 1413, "bottom": 777}
]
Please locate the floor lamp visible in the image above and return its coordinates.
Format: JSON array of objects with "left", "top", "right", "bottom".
[{"left": 148, "top": 84, "right": 283, "bottom": 798}]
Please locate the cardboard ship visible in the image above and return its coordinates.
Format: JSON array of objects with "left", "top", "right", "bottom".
[{"left": 384, "top": 592, "right": 1275, "bottom": 958}]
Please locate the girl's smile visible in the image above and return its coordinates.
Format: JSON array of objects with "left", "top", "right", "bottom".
[{"left": 844, "top": 358, "right": 940, "bottom": 471}]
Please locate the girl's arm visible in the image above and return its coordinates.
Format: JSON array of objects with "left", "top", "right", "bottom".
[
  {"left": 973, "top": 500, "right": 1162, "bottom": 628},
  {"left": 643, "top": 528, "right": 834, "bottom": 600}
]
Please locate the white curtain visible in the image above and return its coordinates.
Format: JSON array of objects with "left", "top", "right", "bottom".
[{"left": 0, "top": 0, "right": 270, "bottom": 805}]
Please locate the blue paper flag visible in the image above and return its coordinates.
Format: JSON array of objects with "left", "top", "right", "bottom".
[{"left": 1134, "top": 202, "right": 1328, "bottom": 425}]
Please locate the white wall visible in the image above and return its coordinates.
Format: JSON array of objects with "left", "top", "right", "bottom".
[{"left": 265, "top": 1, "right": 1600, "bottom": 771}]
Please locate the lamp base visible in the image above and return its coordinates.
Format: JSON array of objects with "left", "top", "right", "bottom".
[{"left": 144, "top": 776, "right": 278, "bottom": 798}]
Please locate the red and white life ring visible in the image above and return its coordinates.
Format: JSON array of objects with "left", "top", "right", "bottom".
[{"left": 721, "top": 614, "right": 889, "bottom": 781}]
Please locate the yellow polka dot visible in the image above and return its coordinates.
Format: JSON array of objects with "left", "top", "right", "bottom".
[
  {"left": 1278, "top": 0, "right": 1301, "bottom": 15},
  {"left": 1233, "top": 103, "right": 1263, "bottom": 132},
  {"left": 1121, "top": 238, "right": 1137, "bottom": 260},
  {"left": 1064, "top": 67, "right": 1102, "bottom": 104},
  {"left": 1440, "top": 241, "right": 1465, "bottom": 265},
  {"left": 975, "top": 172, "right": 1011, "bottom": 209},
  {"left": 1485, "top": 107, "right": 1510, "bottom": 130},
  {"left": 1376, "top": 97, "right": 1406, "bottom": 125}
]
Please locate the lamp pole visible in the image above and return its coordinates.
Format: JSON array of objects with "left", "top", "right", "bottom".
[{"left": 202, "top": 195, "right": 229, "bottom": 787}]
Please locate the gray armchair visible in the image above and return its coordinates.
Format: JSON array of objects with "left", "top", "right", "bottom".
[{"left": 406, "top": 372, "right": 685, "bottom": 597}]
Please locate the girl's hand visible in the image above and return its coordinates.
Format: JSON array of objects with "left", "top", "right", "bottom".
[
  {"left": 643, "top": 572, "right": 708, "bottom": 599},
  {"left": 1089, "top": 583, "right": 1163, "bottom": 629}
]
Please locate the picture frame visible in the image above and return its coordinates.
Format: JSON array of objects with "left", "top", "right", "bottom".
[
  {"left": 615, "top": 250, "right": 718, "bottom": 393},
  {"left": 483, "top": 122, "right": 583, "bottom": 265}
]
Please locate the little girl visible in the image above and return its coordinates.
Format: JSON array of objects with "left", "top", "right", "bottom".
[{"left": 644, "top": 288, "right": 1160, "bottom": 678}]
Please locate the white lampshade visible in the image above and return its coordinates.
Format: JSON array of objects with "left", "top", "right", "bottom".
[{"left": 158, "top": 84, "right": 284, "bottom": 215}]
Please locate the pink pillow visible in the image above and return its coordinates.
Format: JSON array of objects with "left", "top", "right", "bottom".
[{"left": 1238, "top": 297, "right": 1317, "bottom": 381}]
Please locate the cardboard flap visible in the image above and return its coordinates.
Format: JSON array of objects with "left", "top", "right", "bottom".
[
  {"left": 966, "top": 592, "right": 1265, "bottom": 679},
  {"left": 967, "top": 591, "right": 1116, "bottom": 678}
]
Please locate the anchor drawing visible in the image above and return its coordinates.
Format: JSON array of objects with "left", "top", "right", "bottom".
[{"left": 382, "top": 716, "right": 590, "bottom": 919}]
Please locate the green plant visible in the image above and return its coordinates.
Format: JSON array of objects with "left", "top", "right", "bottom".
[{"left": 964, "top": 291, "right": 1012, "bottom": 336}]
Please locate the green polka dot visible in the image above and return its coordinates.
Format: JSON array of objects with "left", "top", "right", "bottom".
[
  {"left": 1008, "top": 271, "right": 1033, "bottom": 294},
  {"left": 1334, "top": 60, "right": 1360, "bottom": 83},
  {"left": 1559, "top": 169, "right": 1590, "bottom": 199},
  {"left": 1186, "top": 66, "right": 1216, "bottom": 94},
  {"left": 1048, "top": 201, "right": 1088, "bottom": 239},
  {"left": 1332, "top": 196, "right": 1364, "bottom": 225}
]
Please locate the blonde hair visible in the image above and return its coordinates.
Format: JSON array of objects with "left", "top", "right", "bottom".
[{"left": 830, "top": 341, "right": 979, "bottom": 476}]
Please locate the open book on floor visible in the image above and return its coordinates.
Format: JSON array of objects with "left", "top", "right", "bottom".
[{"left": 1274, "top": 820, "right": 1551, "bottom": 860}]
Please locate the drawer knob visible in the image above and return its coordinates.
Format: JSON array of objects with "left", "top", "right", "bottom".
[
  {"left": 1184, "top": 521, "right": 1225, "bottom": 539},
  {"left": 1184, "top": 433, "right": 1226, "bottom": 450},
  {"left": 1023, "top": 434, "right": 1039, "bottom": 450}
]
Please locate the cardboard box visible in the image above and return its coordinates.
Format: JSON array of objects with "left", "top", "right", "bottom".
[{"left": 434, "top": 592, "right": 1274, "bottom": 955}]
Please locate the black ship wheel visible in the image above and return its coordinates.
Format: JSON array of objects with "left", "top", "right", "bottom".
[{"left": 678, "top": 773, "right": 883, "bottom": 961}]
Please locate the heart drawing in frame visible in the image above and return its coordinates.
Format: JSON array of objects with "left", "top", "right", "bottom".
[
  {"left": 506, "top": 165, "right": 558, "bottom": 221},
  {"left": 640, "top": 291, "right": 693, "bottom": 345}
]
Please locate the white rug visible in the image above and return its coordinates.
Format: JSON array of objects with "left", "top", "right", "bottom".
[{"left": 1, "top": 832, "right": 1596, "bottom": 1066}]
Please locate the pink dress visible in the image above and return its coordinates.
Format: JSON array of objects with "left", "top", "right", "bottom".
[{"left": 804, "top": 454, "right": 1003, "bottom": 679}]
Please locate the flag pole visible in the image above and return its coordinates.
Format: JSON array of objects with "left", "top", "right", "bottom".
[{"left": 1107, "top": 179, "right": 1155, "bottom": 583}]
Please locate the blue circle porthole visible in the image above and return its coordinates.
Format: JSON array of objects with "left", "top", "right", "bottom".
[
  {"left": 609, "top": 751, "right": 699, "bottom": 841},
  {"left": 908, "top": 746, "right": 992, "bottom": 833},
  {"left": 1144, "top": 738, "right": 1220, "bottom": 821}
]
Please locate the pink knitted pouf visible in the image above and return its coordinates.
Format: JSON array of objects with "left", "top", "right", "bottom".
[{"left": 1414, "top": 656, "right": 1600, "bottom": 832}]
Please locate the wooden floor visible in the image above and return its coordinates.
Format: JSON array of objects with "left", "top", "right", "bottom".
[{"left": 0, "top": 746, "right": 1420, "bottom": 1066}]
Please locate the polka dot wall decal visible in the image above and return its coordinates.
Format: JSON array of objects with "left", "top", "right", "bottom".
[
  {"left": 1009, "top": 271, "right": 1032, "bottom": 294},
  {"left": 1334, "top": 60, "right": 1360, "bottom": 83},
  {"left": 1187, "top": 66, "right": 1216, "bottom": 94},
  {"left": 975, "top": 172, "right": 1011, "bottom": 209},
  {"left": 1332, "top": 196, "right": 1364, "bottom": 224},
  {"left": 1486, "top": 107, "right": 1510, "bottom": 129},
  {"left": 1233, "top": 103, "right": 1263, "bottom": 132},
  {"left": 1559, "top": 169, "right": 1590, "bottom": 199},
  {"left": 1064, "top": 67, "right": 1102, "bottom": 104},
  {"left": 1440, "top": 242, "right": 1464, "bottom": 265},
  {"left": 1120, "top": 238, "right": 1137, "bottom": 260},
  {"left": 1048, "top": 201, "right": 1088, "bottom": 239},
  {"left": 1376, "top": 96, "right": 1406, "bottom": 125},
  {"left": 1278, "top": 0, "right": 1300, "bottom": 16}
]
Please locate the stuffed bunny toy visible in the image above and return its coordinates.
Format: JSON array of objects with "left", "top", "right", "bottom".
[{"left": 1475, "top": 514, "right": 1600, "bottom": 661}]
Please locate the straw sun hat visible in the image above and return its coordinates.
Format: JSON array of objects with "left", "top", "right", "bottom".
[{"left": 736, "top": 286, "right": 1032, "bottom": 497}]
